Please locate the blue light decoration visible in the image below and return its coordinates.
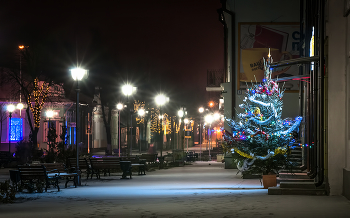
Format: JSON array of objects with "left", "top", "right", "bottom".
[
  {"left": 10, "top": 118, "right": 23, "bottom": 141},
  {"left": 74, "top": 127, "right": 76, "bottom": 145}
]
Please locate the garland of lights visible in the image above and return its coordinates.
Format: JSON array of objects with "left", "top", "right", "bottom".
[
  {"left": 231, "top": 146, "right": 288, "bottom": 159},
  {"left": 27, "top": 78, "right": 50, "bottom": 128},
  {"left": 224, "top": 55, "right": 302, "bottom": 167}
]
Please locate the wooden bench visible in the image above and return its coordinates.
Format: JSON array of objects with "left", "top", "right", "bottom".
[
  {"left": 90, "top": 158, "right": 132, "bottom": 179},
  {"left": 40, "top": 163, "right": 78, "bottom": 188},
  {"left": 121, "top": 156, "right": 146, "bottom": 175},
  {"left": 186, "top": 152, "right": 197, "bottom": 162},
  {"left": 67, "top": 158, "right": 94, "bottom": 179},
  {"left": 140, "top": 153, "right": 158, "bottom": 164},
  {"left": 164, "top": 156, "right": 174, "bottom": 165},
  {"left": 18, "top": 165, "right": 60, "bottom": 192}
]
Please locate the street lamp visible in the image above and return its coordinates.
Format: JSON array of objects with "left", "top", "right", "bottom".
[
  {"left": 138, "top": 108, "right": 145, "bottom": 153},
  {"left": 205, "top": 114, "right": 214, "bottom": 161},
  {"left": 7, "top": 104, "right": 15, "bottom": 153},
  {"left": 184, "top": 118, "right": 189, "bottom": 152},
  {"left": 70, "top": 67, "right": 87, "bottom": 186},
  {"left": 117, "top": 103, "right": 124, "bottom": 157},
  {"left": 17, "top": 103, "right": 24, "bottom": 114},
  {"left": 18, "top": 45, "right": 26, "bottom": 117},
  {"left": 155, "top": 94, "right": 169, "bottom": 157},
  {"left": 46, "top": 110, "right": 54, "bottom": 146},
  {"left": 122, "top": 84, "right": 137, "bottom": 155},
  {"left": 198, "top": 107, "right": 204, "bottom": 161},
  {"left": 177, "top": 108, "right": 187, "bottom": 150}
]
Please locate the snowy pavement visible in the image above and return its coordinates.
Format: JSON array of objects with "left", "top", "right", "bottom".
[{"left": 1, "top": 162, "right": 350, "bottom": 218}]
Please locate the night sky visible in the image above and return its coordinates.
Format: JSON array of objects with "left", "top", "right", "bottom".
[{"left": 0, "top": 0, "right": 224, "bottom": 115}]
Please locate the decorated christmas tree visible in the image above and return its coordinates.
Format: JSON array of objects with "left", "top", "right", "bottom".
[{"left": 224, "top": 54, "right": 302, "bottom": 175}]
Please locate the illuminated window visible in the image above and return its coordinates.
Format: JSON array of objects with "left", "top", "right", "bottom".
[{"left": 10, "top": 118, "right": 23, "bottom": 141}]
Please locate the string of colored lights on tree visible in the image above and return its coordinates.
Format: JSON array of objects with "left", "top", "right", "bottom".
[
  {"left": 224, "top": 56, "right": 302, "bottom": 166},
  {"left": 27, "top": 78, "right": 50, "bottom": 128}
]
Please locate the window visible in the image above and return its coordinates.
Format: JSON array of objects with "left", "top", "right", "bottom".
[{"left": 10, "top": 118, "right": 23, "bottom": 141}]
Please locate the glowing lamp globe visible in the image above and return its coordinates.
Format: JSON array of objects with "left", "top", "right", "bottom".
[
  {"left": 205, "top": 114, "right": 213, "bottom": 124},
  {"left": 117, "top": 103, "right": 123, "bottom": 110},
  {"left": 7, "top": 104, "right": 15, "bottom": 113},
  {"left": 70, "top": 68, "right": 87, "bottom": 81},
  {"left": 155, "top": 94, "right": 169, "bottom": 106},
  {"left": 198, "top": 107, "right": 204, "bottom": 113},
  {"left": 46, "top": 110, "right": 54, "bottom": 118},
  {"left": 17, "top": 103, "right": 24, "bottom": 110},
  {"left": 138, "top": 109, "right": 145, "bottom": 116},
  {"left": 122, "top": 84, "right": 137, "bottom": 96}
]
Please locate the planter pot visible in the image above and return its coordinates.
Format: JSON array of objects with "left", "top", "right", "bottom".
[
  {"left": 262, "top": 174, "right": 277, "bottom": 189},
  {"left": 217, "top": 154, "right": 224, "bottom": 162}
]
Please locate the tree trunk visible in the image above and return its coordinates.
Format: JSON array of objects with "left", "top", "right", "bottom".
[
  {"left": 32, "top": 127, "right": 39, "bottom": 149},
  {"left": 25, "top": 107, "right": 37, "bottom": 147}
]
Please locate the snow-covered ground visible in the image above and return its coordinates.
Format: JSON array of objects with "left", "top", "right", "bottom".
[{"left": 1, "top": 162, "right": 350, "bottom": 218}]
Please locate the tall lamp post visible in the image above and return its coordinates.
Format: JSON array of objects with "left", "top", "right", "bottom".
[
  {"left": 184, "top": 118, "right": 189, "bottom": 152},
  {"left": 70, "top": 68, "right": 87, "bottom": 186},
  {"left": 213, "top": 112, "right": 221, "bottom": 148},
  {"left": 155, "top": 94, "right": 169, "bottom": 157},
  {"left": 177, "top": 108, "right": 187, "bottom": 151},
  {"left": 138, "top": 109, "right": 145, "bottom": 153},
  {"left": 198, "top": 107, "right": 204, "bottom": 161},
  {"left": 117, "top": 103, "right": 124, "bottom": 157},
  {"left": 122, "top": 84, "right": 137, "bottom": 155},
  {"left": 18, "top": 45, "right": 26, "bottom": 117},
  {"left": 205, "top": 114, "right": 213, "bottom": 161},
  {"left": 46, "top": 110, "right": 54, "bottom": 146},
  {"left": 7, "top": 104, "right": 15, "bottom": 153}
]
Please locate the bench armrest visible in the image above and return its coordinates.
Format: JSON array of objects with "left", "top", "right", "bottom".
[{"left": 47, "top": 169, "right": 60, "bottom": 173}]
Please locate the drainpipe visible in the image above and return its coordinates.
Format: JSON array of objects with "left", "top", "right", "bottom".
[
  {"left": 218, "top": 0, "right": 235, "bottom": 119},
  {"left": 305, "top": 0, "right": 318, "bottom": 179},
  {"left": 312, "top": 0, "right": 319, "bottom": 180},
  {"left": 315, "top": 0, "right": 324, "bottom": 187},
  {"left": 299, "top": 0, "right": 304, "bottom": 122}
]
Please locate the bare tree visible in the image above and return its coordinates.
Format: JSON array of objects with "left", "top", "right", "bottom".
[{"left": 4, "top": 45, "right": 51, "bottom": 147}]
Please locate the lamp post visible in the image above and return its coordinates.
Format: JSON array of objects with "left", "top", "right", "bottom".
[
  {"left": 198, "top": 107, "right": 204, "bottom": 161},
  {"left": 155, "top": 94, "right": 169, "bottom": 157},
  {"left": 138, "top": 108, "right": 145, "bottom": 154},
  {"left": 46, "top": 110, "right": 54, "bottom": 147},
  {"left": 213, "top": 113, "right": 220, "bottom": 148},
  {"left": 205, "top": 114, "right": 213, "bottom": 161},
  {"left": 18, "top": 45, "right": 26, "bottom": 117},
  {"left": 7, "top": 104, "right": 15, "bottom": 153},
  {"left": 184, "top": 118, "right": 189, "bottom": 152},
  {"left": 177, "top": 108, "right": 186, "bottom": 151},
  {"left": 122, "top": 84, "right": 137, "bottom": 155},
  {"left": 70, "top": 67, "right": 87, "bottom": 186},
  {"left": 117, "top": 103, "right": 124, "bottom": 157}
]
